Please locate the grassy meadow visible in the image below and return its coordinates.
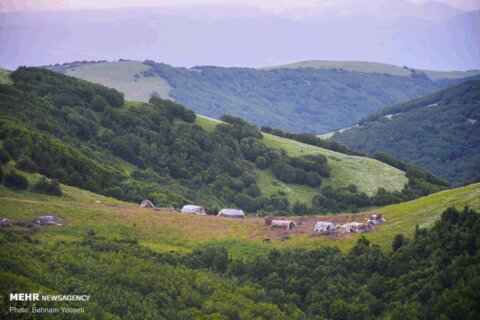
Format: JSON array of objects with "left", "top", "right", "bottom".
[{"left": 1, "top": 168, "right": 478, "bottom": 258}]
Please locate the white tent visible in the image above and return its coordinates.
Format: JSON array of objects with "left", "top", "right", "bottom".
[
  {"left": 271, "top": 220, "right": 296, "bottom": 230},
  {"left": 314, "top": 221, "right": 336, "bottom": 232},
  {"left": 218, "top": 209, "right": 245, "bottom": 218},
  {"left": 181, "top": 205, "right": 207, "bottom": 215},
  {"left": 341, "top": 222, "right": 374, "bottom": 233},
  {"left": 367, "top": 214, "right": 386, "bottom": 225},
  {"left": 140, "top": 199, "right": 155, "bottom": 208}
]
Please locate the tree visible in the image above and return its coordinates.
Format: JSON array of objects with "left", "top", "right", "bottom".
[
  {"left": 0, "top": 148, "right": 11, "bottom": 164},
  {"left": 91, "top": 94, "right": 109, "bottom": 112},
  {"left": 32, "top": 176, "right": 62, "bottom": 196},
  {"left": 255, "top": 156, "right": 268, "bottom": 169},
  {"left": 4, "top": 171, "right": 28, "bottom": 190}
]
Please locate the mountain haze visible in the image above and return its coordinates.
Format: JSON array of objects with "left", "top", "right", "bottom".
[{"left": 1, "top": 2, "right": 479, "bottom": 71}]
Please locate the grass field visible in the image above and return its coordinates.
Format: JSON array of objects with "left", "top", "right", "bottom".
[
  {"left": 195, "top": 115, "right": 408, "bottom": 202},
  {"left": 1, "top": 171, "right": 478, "bottom": 257},
  {"left": 64, "top": 61, "right": 173, "bottom": 101}
]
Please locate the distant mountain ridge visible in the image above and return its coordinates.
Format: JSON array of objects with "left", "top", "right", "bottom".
[
  {"left": 45, "top": 59, "right": 480, "bottom": 134},
  {"left": 261, "top": 60, "right": 480, "bottom": 81}
]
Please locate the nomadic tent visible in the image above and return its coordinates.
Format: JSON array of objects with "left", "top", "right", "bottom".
[
  {"left": 218, "top": 209, "right": 245, "bottom": 218},
  {"left": 36, "top": 215, "right": 61, "bottom": 226},
  {"left": 367, "top": 214, "right": 385, "bottom": 225},
  {"left": 181, "top": 205, "right": 207, "bottom": 216},
  {"left": 0, "top": 218, "right": 12, "bottom": 227},
  {"left": 314, "top": 221, "right": 336, "bottom": 232},
  {"left": 140, "top": 199, "right": 155, "bottom": 208},
  {"left": 340, "top": 222, "right": 374, "bottom": 233},
  {"left": 271, "top": 220, "right": 296, "bottom": 230}
]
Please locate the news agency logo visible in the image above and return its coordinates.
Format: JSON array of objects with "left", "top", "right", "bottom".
[
  {"left": 9, "top": 293, "right": 39, "bottom": 301},
  {"left": 9, "top": 293, "right": 91, "bottom": 301}
]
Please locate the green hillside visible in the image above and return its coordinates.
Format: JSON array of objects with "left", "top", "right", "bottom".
[
  {"left": 196, "top": 115, "right": 408, "bottom": 199},
  {"left": 1, "top": 68, "right": 479, "bottom": 320},
  {"left": 46, "top": 60, "right": 479, "bottom": 134},
  {"left": 2, "top": 183, "right": 479, "bottom": 319},
  {"left": 332, "top": 80, "right": 480, "bottom": 184},
  {"left": 0, "top": 168, "right": 478, "bottom": 255},
  {"left": 2, "top": 67, "right": 444, "bottom": 217}
]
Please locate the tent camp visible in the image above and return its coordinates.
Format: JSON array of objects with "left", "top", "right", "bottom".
[
  {"left": 271, "top": 220, "right": 296, "bottom": 230},
  {"left": 218, "top": 209, "right": 245, "bottom": 218},
  {"left": 181, "top": 205, "right": 207, "bottom": 215},
  {"left": 314, "top": 221, "right": 336, "bottom": 232}
]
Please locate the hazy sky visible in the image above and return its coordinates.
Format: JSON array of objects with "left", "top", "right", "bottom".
[{"left": 2, "top": 0, "right": 480, "bottom": 12}]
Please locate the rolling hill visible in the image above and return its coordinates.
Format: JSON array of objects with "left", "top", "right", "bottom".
[
  {"left": 46, "top": 60, "right": 479, "bottom": 134},
  {"left": 2, "top": 67, "right": 445, "bottom": 217},
  {"left": 1, "top": 67, "right": 479, "bottom": 320},
  {"left": 261, "top": 60, "right": 480, "bottom": 81},
  {"left": 331, "top": 80, "right": 480, "bottom": 184}
]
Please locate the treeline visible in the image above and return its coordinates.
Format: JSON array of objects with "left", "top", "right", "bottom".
[{"left": 1, "top": 206, "right": 478, "bottom": 319}]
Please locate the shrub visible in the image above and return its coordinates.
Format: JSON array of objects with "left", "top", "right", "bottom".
[
  {"left": 0, "top": 148, "right": 11, "bottom": 164},
  {"left": 4, "top": 171, "right": 28, "bottom": 190},
  {"left": 32, "top": 176, "right": 62, "bottom": 196}
]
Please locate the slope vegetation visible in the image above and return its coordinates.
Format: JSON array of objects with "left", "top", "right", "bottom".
[
  {"left": 0, "top": 172, "right": 478, "bottom": 255},
  {"left": 332, "top": 80, "right": 480, "bottom": 183},
  {"left": 46, "top": 60, "right": 478, "bottom": 133},
  {"left": 2, "top": 67, "right": 438, "bottom": 216}
]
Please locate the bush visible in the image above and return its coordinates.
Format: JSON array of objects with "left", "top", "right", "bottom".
[
  {"left": 4, "top": 170, "right": 28, "bottom": 190},
  {"left": 0, "top": 148, "right": 11, "bottom": 164},
  {"left": 32, "top": 176, "right": 62, "bottom": 196},
  {"left": 255, "top": 156, "right": 268, "bottom": 169}
]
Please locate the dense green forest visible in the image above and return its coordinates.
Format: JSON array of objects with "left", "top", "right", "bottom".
[
  {"left": 137, "top": 60, "right": 478, "bottom": 133},
  {"left": 332, "top": 80, "right": 480, "bottom": 184},
  {"left": 0, "top": 67, "right": 446, "bottom": 214},
  {"left": 1, "top": 206, "right": 479, "bottom": 319}
]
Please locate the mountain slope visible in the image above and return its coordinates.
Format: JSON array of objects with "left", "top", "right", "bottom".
[
  {"left": 47, "top": 60, "right": 479, "bottom": 134},
  {"left": 2, "top": 67, "right": 440, "bottom": 216},
  {"left": 0, "top": 171, "right": 478, "bottom": 255},
  {"left": 331, "top": 80, "right": 480, "bottom": 183}
]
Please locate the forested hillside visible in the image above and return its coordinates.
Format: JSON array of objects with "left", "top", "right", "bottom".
[
  {"left": 0, "top": 67, "right": 448, "bottom": 215},
  {"left": 332, "top": 80, "right": 480, "bottom": 184},
  {"left": 47, "top": 60, "right": 479, "bottom": 133},
  {"left": 1, "top": 206, "right": 479, "bottom": 319}
]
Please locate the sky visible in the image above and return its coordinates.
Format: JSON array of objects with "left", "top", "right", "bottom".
[
  {"left": 1, "top": 0, "right": 478, "bottom": 71},
  {"left": 2, "top": 0, "right": 480, "bottom": 12}
]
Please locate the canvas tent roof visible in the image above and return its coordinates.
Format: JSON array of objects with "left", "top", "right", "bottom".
[
  {"left": 218, "top": 209, "right": 245, "bottom": 217},
  {"left": 271, "top": 220, "right": 296, "bottom": 230},
  {"left": 314, "top": 221, "right": 336, "bottom": 232},
  {"left": 181, "top": 205, "right": 207, "bottom": 215},
  {"left": 36, "top": 215, "right": 60, "bottom": 225}
]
